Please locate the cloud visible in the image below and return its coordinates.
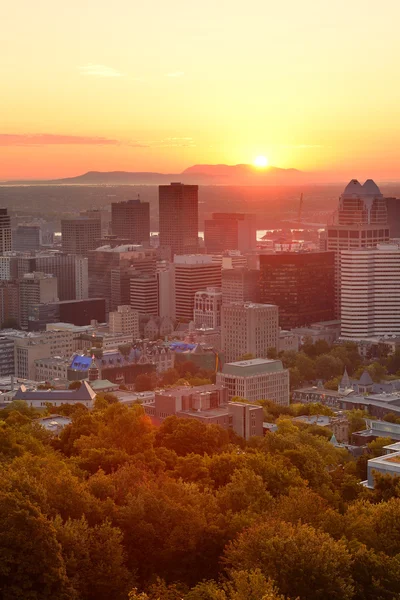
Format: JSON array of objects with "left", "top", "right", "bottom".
[
  {"left": 79, "top": 64, "right": 124, "bottom": 77},
  {"left": 165, "top": 71, "right": 185, "bottom": 77},
  {"left": 0, "top": 134, "right": 121, "bottom": 146}
]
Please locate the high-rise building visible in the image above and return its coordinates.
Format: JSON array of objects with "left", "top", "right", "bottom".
[
  {"left": 173, "top": 255, "right": 222, "bottom": 322},
  {"left": 221, "top": 302, "right": 279, "bottom": 363},
  {"left": 61, "top": 218, "right": 101, "bottom": 256},
  {"left": 258, "top": 252, "right": 335, "bottom": 329},
  {"left": 0, "top": 280, "right": 20, "bottom": 327},
  {"left": 80, "top": 209, "right": 111, "bottom": 236},
  {"left": 109, "top": 305, "right": 140, "bottom": 338},
  {"left": 204, "top": 213, "right": 256, "bottom": 253},
  {"left": 386, "top": 197, "right": 400, "bottom": 238},
  {"left": 75, "top": 257, "right": 89, "bottom": 299},
  {"left": 194, "top": 287, "right": 222, "bottom": 328},
  {"left": 326, "top": 179, "right": 390, "bottom": 315},
  {"left": 36, "top": 253, "right": 88, "bottom": 301},
  {"left": 13, "top": 225, "right": 41, "bottom": 251},
  {"left": 221, "top": 267, "right": 260, "bottom": 305},
  {"left": 157, "top": 263, "right": 175, "bottom": 319},
  {"left": 111, "top": 199, "right": 150, "bottom": 246},
  {"left": 130, "top": 274, "right": 159, "bottom": 315},
  {"left": 159, "top": 183, "right": 199, "bottom": 257},
  {"left": 341, "top": 244, "right": 400, "bottom": 338},
  {"left": 19, "top": 272, "right": 58, "bottom": 329},
  {"left": 28, "top": 298, "right": 106, "bottom": 330},
  {"left": 0, "top": 209, "right": 12, "bottom": 253},
  {"left": 217, "top": 358, "right": 290, "bottom": 406}
]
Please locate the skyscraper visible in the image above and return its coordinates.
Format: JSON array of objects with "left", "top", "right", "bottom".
[
  {"left": 221, "top": 302, "right": 279, "bottom": 363},
  {"left": 13, "top": 225, "right": 41, "bottom": 251},
  {"left": 204, "top": 213, "right": 257, "bottom": 253},
  {"left": 111, "top": 199, "right": 150, "bottom": 246},
  {"left": 19, "top": 272, "right": 58, "bottom": 329},
  {"left": 159, "top": 183, "right": 199, "bottom": 257},
  {"left": 326, "top": 179, "right": 390, "bottom": 315},
  {"left": 341, "top": 244, "right": 400, "bottom": 338},
  {"left": 173, "top": 255, "right": 222, "bottom": 322},
  {"left": 61, "top": 218, "right": 101, "bottom": 256},
  {"left": 36, "top": 253, "right": 88, "bottom": 301},
  {"left": 0, "top": 209, "right": 12, "bottom": 253},
  {"left": 221, "top": 267, "right": 260, "bottom": 305}
]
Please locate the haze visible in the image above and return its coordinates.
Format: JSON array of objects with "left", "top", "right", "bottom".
[{"left": 2, "top": 0, "right": 400, "bottom": 180}]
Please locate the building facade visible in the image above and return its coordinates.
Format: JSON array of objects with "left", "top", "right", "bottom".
[
  {"left": 0, "top": 209, "right": 12, "bottom": 253},
  {"left": 19, "top": 272, "right": 58, "bottom": 330},
  {"left": 221, "top": 302, "right": 279, "bottom": 363},
  {"left": 204, "top": 213, "right": 256, "bottom": 253},
  {"left": 109, "top": 305, "right": 140, "bottom": 338},
  {"left": 159, "top": 183, "right": 199, "bottom": 257},
  {"left": 61, "top": 218, "right": 101, "bottom": 256},
  {"left": 111, "top": 199, "right": 150, "bottom": 246},
  {"left": 193, "top": 287, "right": 222, "bottom": 328},
  {"left": 174, "top": 255, "right": 222, "bottom": 322},
  {"left": 13, "top": 225, "right": 41, "bottom": 251},
  {"left": 221, "top": 267, "right": 260, "bottom": 305}
]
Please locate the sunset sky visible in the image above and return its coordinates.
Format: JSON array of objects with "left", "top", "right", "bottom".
[{"left": 2, "top": 0, "right": 400, "bottom": 180}]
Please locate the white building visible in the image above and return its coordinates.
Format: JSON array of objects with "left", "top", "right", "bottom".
[
  {"left": 35, "top": 356, "right": 70, "bottom": 382},
  {"left": 109, "top": 305, "right": 139, "bottom": 338},
  {"left": 194, "top": 287, "right": 222, "bottom": 329},
  {"left": 217, "top": 358, "right": 290, "bottom": 406},
  {"left": 221, "top": 302, "right": 279, "bottom": 362},
  {"left": 13, "top": 380, "right": 97, "bottom": 409},
  {"left": 0, "top": 256, "right": 13, "bottom": 280},
  {"left": 341, "top": 244, "right": 400, "bottom": 338},
  {"left": 12, "top": 329, "right": 77, "bottom": 380},
  {"left": 173, "top": 255, "right": 221, "bottom": 322}
]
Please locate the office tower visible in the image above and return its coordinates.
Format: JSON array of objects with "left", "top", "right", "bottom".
[
  {"left": 217, "top": 358, "right": 290, "bottom": 406},
  {"left": 75, "top": 257, "right": 89, "bottom": 299},
  {"left": 221, "top": 267, "right": 260, "bottom": 304},
  {"left": 159, "top": 183, "right": 199, "bottom": 257},
  {"left": 35, "top": 253, "right": 88, "bottom": 301},
  {"left": 386, "top": 197, "right": 400, "bottom": 238},
  {"left": 88, "top": 245, "right": 157, "bottom": 311},
  {"left": 19, "top": 272, "right": 58, "bottom": 329},
  {"left": 28, "top": 298, "right": 106, "bottom": 330},
  {"left": 0, "top": 256, "right": 14, "bottom": 280},
  {"left": 13, "top": 225, "right": 41, "bottom": 251},
  {"left": 109, "top": 305, "right": 140, "bottom": 338},
  {"left": 258, "top": 251, "right": 335, "bottom": 329},
  {"left": 194, "top": 287, "right": 222, "bottom": 328},
  {"left": 0, "top": 334, "right": 17, "bottom": 376},
  {"left": 111, "top": 199, "right": 150, "bottom": 245},
  {"left": 0, "top": 209, "right": 12, "bottom": 253},
  {"left": 0, "top": 280, "right": 20, "bottom": 327},
  {"left": 80, "top": 209, "right": 111, "bottom": 236},
  {"left": 221, "top": 302, "right": 279, "bottom": 363},
  {"left": 130, "top": 274, "right": 159, "bottom": 315},
  {"left": 204, "top": 213, "right": 256, "bottom": 253},
  {"left": 61, "top": 218, "right": 101, "bottom": 256},
  {"left": 341, "top": 244, "right": 400, "bottom": 338},
  {"left": 326, "top": 179, "right": 390, "bottom": 315},
  {"left": 173, "top": 255, "right": 222, "bottom": 322},
  {"left": 157, "top": 263, "right": 175, "bottom": 319}
]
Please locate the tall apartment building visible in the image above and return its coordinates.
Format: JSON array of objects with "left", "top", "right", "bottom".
[
  {"left": 109, "top": 305, "right": 140, "bottom": 338},
  {"left": 159, "top": 183, "right": 199, "bottom": 257},
  {"left": 0, "top": 280, "right": 20, "bottom": 327},
  {"left": 221, "top": 302, "right": 279, "bottom": 362},
  {"left": 19, "top": 272, "right": 58, "bottom": 330},
  {"left": 217, "top": 358, "right": 290, "bottom": 406},
  {"left": 326, "top": 179, "right": 390, "bottom": 315},
  {"left": 61, "top": 218, "right": 101, "bottom": 256},
  {"left": 111, "top": 199, "right": 150, "bottom": 246},
  {"left": 194, "top": 287, "right": 222, "bottom": 328},
  {"left": 130, "top": 274, "right": 158, "bottom": 315},
  {"left": 204, "top": 213, "right": 256, "bottom": 253},
  {"left": 0, "top": 256, "right": 14, "bottom": 280},
  {"left": 0, "top": 209, "right": 12, "bottom": 253},
  {"left": 341, "top": 244, "right": 400, "bottom": 338},
  {"left": 258, "top": 251, "right": 335, "bottom": 329},
  {"left": 221, "top": 267, "right": 260, "bottom": 304},
  {"left": 173, "top": 255, "right": 222, "bottom": 322},
  {"left": 0, "top": 334, "right": 17, "bottom": 376},
  {"left": 13, "top": 225, "right": 41, "bottom": 251}
]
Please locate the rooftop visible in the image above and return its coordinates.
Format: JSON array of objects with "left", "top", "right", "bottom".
[{"left": 222, "top": 358, "right": 284, "bottom": 376}]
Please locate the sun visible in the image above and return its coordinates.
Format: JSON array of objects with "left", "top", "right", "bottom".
[{"left": 253, "top": 155, "right": 269, "bottom": 168}]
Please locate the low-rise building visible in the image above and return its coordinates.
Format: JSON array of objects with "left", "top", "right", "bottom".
[
  {"left": 217, "top": 358, "right": 290, "bottom": 406},
  {"left": 13, "top": 380, "right": 97, "bottom": 409},
  {"left": 34, "top": 357, "right": 70, "bottom": 382}
]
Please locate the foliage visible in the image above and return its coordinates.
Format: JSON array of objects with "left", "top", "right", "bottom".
[{"left": 68, "top": 380, "right": 82, "bottom": 390}]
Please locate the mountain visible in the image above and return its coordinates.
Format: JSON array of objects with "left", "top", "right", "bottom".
[{"left": 2, "top": 164, "right": 306, "bottom": 185}]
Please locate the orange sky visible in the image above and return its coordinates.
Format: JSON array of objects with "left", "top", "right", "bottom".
[{"left": 2, "top": 0, "right": 400, "bottom": 180}]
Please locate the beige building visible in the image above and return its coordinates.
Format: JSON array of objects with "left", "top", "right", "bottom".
[
  {"left": 13, "top": 329, "right": 77, "bottom": 380},
  {"left": 217, "top": 358, "right": 290, "bottom": 407},
  {"left": 194, "top": 287, "right": 222, "bottom": 329},
  {"left": 34, "top": 356, "right": 70, "bottom": 382},
  {"left": 174, "top": 255, "right": 222, "bottom": 322},
  {"left": 109, "top": 305, "right": 139, "bottom": 338},
  {"left": 221, "top": 302, "right": 279, "bottom": 362},
  {"left": 19, "top": 272, "right": 58, "bottom": 329}
]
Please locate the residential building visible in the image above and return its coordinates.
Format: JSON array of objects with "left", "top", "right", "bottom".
[
  {"left": 19, "top": 272, "right": 58, "bottom": 330},
  {"left": 143, "top": 384, "right": 263, "bottom": 439},
  {"left": 341, "top": 244, "right": 400, "bottom": 338},
  {"left": 173, "top": 255, "right": 222, "bottom": 322},
  {"left": 217, "top": 358, "right": 290, "bottom": 406},
  {"left": 0, "top": 209, "right": 12, "bottom": 253},
  {"left": 221, "top": 267, "right": 260, "bottom": 304},
  {"left": 259, "top": 251, "right": 335, "bottom": 329},
  {"left": 204, "top": 213, "right": 257, "bottom": 253},
  {"left": 159, "top": 183, "right": 199, "bottom": 257},
  {"left": 221, "top": 302, "right": 279, "bottom": 362},
  {"left": 13, "top": 380, "right": 97, "bottom": 410},
  {"left": 0, "top": 256, "right": 14, "bottom": 280},
  {"left": 13, "top": 225, "right": 41, "bottom": 251},
  {"left": 61, "top": 218, "right": 101, "bottom": 256},
  {"left": 109, "top": 305, "right": 140, "bottom": 338},
  {"left": 130, "top": 274, "right": 158, "bottom": 315},
  {"left": 194, "top": 287, "right": 222, "bottom": 328},
  {"left": 111, "top": 199, "right": 150, "bottom": 245},
  {"left": 326, "top": 179, "right": 390, "bottom": 315}
]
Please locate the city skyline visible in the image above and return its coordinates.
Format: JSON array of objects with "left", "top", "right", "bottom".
[{"left": 3, "top": 0, "right": 400, "bottom": 180}]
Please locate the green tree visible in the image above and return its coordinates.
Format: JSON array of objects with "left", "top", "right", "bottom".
[
  {"left": 135, "top": 374, "right": 155, "bottom": 392},
  {"left": 295, "top": 353, "right": 316, "bottom": 382},
  {"left": 68, "top": 380, "right": 82, "bottom": 390},
  {"left": 315, "top": 354, "right": 343, "bottom": 381},
  {"left": 266, "top": 347, "right": 278, "bottom": 359}
]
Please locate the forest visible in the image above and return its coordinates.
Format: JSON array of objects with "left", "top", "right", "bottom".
[{"left": 1, "top": 395, "right": 400, "bottom": 600}]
